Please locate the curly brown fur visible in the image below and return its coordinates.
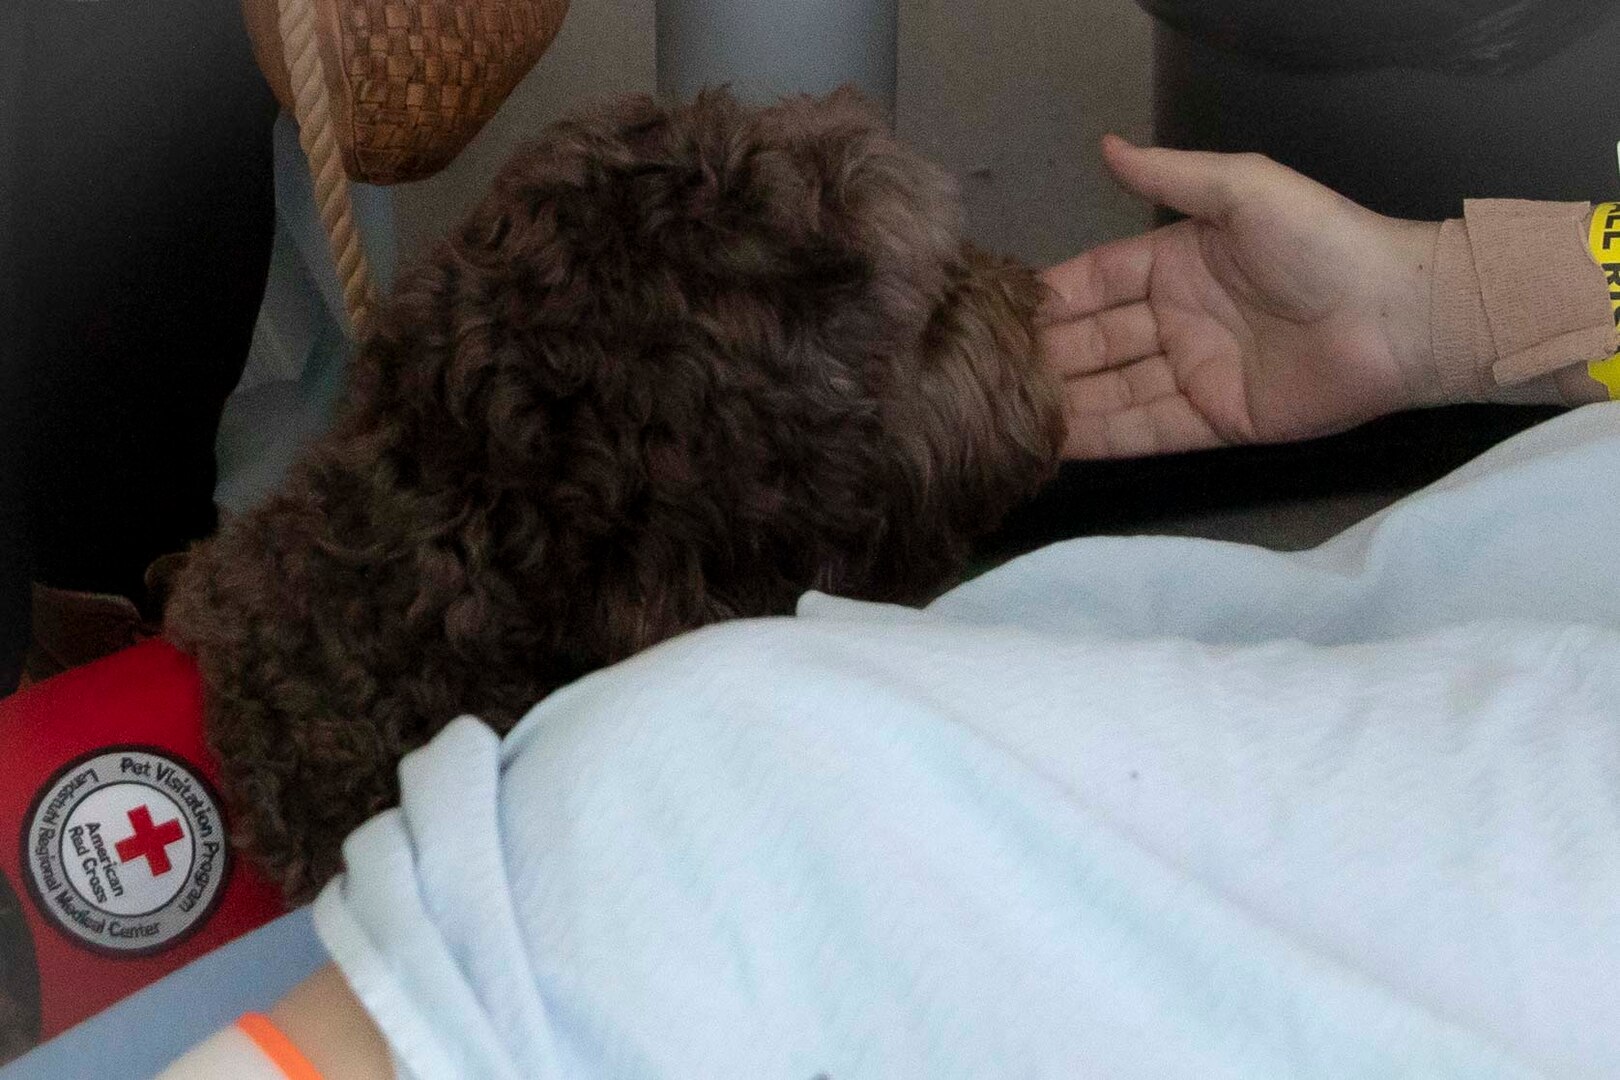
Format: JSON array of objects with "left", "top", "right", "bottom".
[{"left": 165, "top": 87, "right": 1063, "bottom": 900}]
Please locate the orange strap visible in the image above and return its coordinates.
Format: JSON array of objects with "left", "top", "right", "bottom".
[{"left": 237, "top": 1012, "right": 327, "bottom": 1080}]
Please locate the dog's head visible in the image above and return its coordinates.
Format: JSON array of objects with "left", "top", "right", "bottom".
[{"left": 166, "top": 87, "right": 1063, "bottom": 897}]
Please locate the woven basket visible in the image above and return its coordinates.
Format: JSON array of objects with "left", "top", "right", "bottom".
[
  {"left": 241, "top": 0, "right": 568, "bottom": 333},
  {"left": 244, "top": 0, "right": 569, "bottom": 185}
]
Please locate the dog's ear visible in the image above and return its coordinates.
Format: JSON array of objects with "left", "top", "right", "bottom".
[
  {"left": 819, "top": 83, "right": 888, "bottom": 124},
  {"left": 889, "top": 245, "right": 1063, "bottom": 539}
]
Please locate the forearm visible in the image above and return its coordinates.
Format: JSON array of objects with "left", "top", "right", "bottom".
[{"left": 157, "top": 965, "right": 392, "bottom": 1080}]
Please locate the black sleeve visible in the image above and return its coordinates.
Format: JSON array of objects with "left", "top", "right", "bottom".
[{"left": 1, "top": 0, "right": 278, "bottom": 687}]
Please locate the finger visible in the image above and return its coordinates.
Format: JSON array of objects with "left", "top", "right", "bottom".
[
  {"left": 1038, "top": 235, "right": 1156, "bottom": 324},
  {"left": 1058, "top": 359, "right": 1224, "bottom": 459},
  {"left": 1062, "top": 355, "right": 1180, "bottom": 416},
  {"left": 1101, "top": 133, "right": 1248, "bottom": 221},
  {"left": 1039, "top": 301, "right": 1161, "bottom": 378}
]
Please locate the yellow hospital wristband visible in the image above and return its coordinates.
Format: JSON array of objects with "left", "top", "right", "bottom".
[{"left": 1586, "top": 202, "right": 1620, "bottom": 397}]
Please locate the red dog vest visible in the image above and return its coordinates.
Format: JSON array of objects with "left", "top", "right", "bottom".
[{"left": 0, "top": 640, "right": 285, "bottom": 1045}]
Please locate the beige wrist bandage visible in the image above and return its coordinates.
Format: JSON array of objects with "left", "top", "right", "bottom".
[{"left": 1430, "top": 199, "right": 1618, "bottom": 403}]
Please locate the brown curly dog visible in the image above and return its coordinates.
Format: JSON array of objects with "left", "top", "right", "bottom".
[{"left": 164, "top": 87, "right": 1064, "bottom": 900}]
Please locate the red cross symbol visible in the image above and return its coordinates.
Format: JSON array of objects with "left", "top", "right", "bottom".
[{"left": 114, "top": 805, "right": 186, "bottom": 876}]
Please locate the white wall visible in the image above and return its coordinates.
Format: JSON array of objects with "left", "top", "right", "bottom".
[
  {"left": 390, "top": 0, "right": 1153, "bottom": 265},
  {"left": 391, "top": 0, "right": 658, "bottom": 257},
  {"left": 898, "top": 0, "right": 1153, "bottom": 265}
]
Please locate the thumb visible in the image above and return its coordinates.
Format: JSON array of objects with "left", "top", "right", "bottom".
[{"left": 1101, "top": 134, "right": 1246, "bottom": 220}]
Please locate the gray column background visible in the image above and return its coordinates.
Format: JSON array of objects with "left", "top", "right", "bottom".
[{"left": 657, "top": 0, "right": 898, "bottom": 110}]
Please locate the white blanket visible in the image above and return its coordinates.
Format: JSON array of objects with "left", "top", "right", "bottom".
[{"left": 315, "top": 405, "right": 1620, "bottom": 1079}]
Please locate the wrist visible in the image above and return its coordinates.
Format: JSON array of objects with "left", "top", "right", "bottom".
[{"left": 1380, "top": 218, "right": 1445, "bottom": 410}]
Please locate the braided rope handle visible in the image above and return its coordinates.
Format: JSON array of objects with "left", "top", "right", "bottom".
[{"left": 274, "top": 0, "right": 378, "bottom": 336}]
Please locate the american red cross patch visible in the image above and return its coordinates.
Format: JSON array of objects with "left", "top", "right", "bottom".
[{"left": 19, "top": 747, "right": 229, "bottom": 957}]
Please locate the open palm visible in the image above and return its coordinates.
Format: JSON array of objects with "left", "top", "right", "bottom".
[{"left": 1042, "top": 138, "right": 1436, "bottom": 459}]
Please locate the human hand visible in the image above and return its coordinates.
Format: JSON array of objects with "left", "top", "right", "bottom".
[{"left": 1041, "top": 137, "right": 1440, "bottom": 459}]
